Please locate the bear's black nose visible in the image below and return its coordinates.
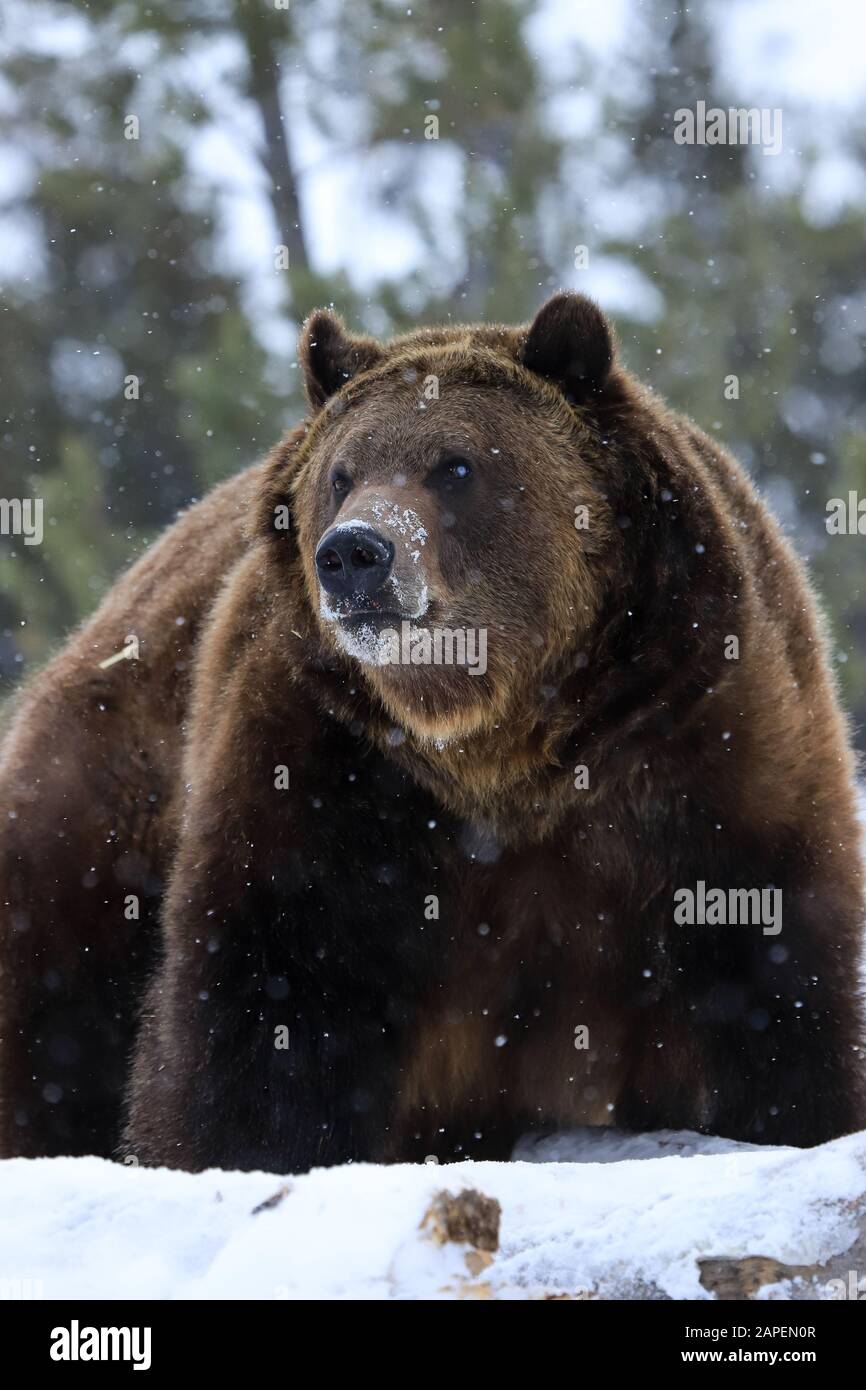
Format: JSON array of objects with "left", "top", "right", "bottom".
[{"left": 315, "top": 525, "right": 395, "bottom": 600}]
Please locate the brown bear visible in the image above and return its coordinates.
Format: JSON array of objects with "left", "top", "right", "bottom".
[{"left": 0, "top": 292, "right": 863, "bottom": 1171}]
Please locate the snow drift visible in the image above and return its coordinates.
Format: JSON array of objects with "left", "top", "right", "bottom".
[{"left": 2, "top": 1127, "right": 865, "bottom": 1301}]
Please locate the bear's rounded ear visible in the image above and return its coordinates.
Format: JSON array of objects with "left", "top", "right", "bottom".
[
  {"left": 521, "top": 292, "right": 615, "bottom": 402},
  {"left": 299, "top": 309, "right": 384, "bottom": 410}
]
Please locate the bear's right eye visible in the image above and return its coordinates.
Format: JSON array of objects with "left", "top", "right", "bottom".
[{"left": 330, "top": 471, "right": 352, "bottom": 495}]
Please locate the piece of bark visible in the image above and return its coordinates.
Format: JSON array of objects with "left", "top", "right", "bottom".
[
  {"left": 699, "top": 1256, "right": 816, "bottom": 1299},
  {"left": 251, "top": 1183, "right": 292, "bottom": 1215},
  {"left": 421, "top": 1188, "right": 501, "bottom": 1253}
]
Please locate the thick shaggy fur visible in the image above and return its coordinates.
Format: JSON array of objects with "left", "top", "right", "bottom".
[{"left": 0, "top": 293, "right": 863, "bottom": 1169}]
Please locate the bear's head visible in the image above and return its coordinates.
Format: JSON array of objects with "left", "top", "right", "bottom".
[{"left": 258, "top": 293, "right": 740, "bottom": 782}]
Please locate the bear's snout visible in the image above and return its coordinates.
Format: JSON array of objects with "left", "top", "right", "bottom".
[{"left": 315, "top": 523, "right": 395, "bottom": 603}]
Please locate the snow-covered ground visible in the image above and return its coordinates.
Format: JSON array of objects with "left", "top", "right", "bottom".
[{"left": 2, "top": 1127, "right": 865, "bottom": 1301}]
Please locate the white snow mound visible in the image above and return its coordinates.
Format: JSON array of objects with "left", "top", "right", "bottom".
[{"left": 2, "top": 1127, "right": 866, "bottom": 1300}]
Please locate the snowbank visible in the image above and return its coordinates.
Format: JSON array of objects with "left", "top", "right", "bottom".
[{"left": 2, "top": 1127, "right": 865, "bottom": 1300}]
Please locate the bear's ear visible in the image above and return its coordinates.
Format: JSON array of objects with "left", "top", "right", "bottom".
[
  {"left": 521, "top": 292, "right": 615, "bottom": 403},
  {"left": 299, "top": 309, "right": 384, "bottom": 410}
]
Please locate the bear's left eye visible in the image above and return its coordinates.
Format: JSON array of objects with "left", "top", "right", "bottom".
[
  {"left": 445, "top": 456, "right": 472, "bottom": 480},
  {"left": 437, "top": 455, "right": 473, "bottom": 482},
  {"left": 426, "top": 454, "right": 476, "bottom": 495}
]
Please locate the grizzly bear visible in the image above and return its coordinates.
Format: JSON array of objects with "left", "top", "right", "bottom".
[{"left": 0, "top": 293, "right": 863, "bottom": 1171}]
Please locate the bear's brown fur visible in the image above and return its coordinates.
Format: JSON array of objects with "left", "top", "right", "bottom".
[{"left": 0, "top": 292, "right": 863, "bottom": 1169}]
